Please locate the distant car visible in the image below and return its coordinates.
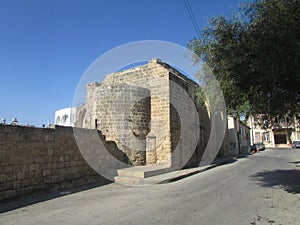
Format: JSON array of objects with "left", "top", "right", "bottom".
[
  {"left": 292, "top": 140, "right": 300, "bottom": 148},
  {"left": 251, "top": 142, "right": 265, "bottom": 151}
]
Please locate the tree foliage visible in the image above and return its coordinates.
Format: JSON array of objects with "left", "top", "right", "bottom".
[{"left": 188, "top": 0, "right": 300, "bottom": 122}]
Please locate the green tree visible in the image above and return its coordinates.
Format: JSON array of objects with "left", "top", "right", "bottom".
[{"left": 188, "top": 0, "right": 300, "bottom": 123}]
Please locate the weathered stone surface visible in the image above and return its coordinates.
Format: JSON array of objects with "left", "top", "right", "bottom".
[
  {"left": 0, "top": 125, "right": 113, "bottom": 202},
  {"left": 76, "top": 58, "right": 211, "bottom": 167},
  {"left": 0, "top": 59, "right": 214, "bottom": 202}
]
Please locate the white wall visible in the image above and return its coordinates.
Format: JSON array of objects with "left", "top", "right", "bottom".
[
  {"left": 54, "top": 107, "right": 77, "bottom": 127},
  {"left": 227, "top": 116, "right": 251, "bottom": 155}
]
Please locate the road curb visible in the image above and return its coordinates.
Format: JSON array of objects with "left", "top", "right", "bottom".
[{"left": 156, "top": 156, "right": 237, "bottom": 184}]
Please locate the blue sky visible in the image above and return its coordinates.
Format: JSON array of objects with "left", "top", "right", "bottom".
[{"left": 0, "top": 0, "right": 244, "bottom": 126}]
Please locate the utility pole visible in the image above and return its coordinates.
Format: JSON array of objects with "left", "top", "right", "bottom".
[
  {"left": 236, "top": 118, "right": 241, "bottom": 156},
  {"left": 250, "top": 116, "right": 254, "bottom": 145}
]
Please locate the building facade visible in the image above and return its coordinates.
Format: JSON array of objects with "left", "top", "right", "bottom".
[
  {"left": 55, "top": 107, "right": 81, "bottom": 127},
  {"left": 248, "top": 115, "right": 300, "bottom": 147},
  {"left": 227, "top": 116, "right": 251, "bottom": 156},
  {"left": 75, "top": 58, "right": 219, "bottom": 167}
]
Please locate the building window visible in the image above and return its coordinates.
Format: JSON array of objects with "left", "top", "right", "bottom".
[
  {"left": 263, "top": 132, "right": 270, "bottom": 141},
  {"left": 61, "top": 114, "right": 69, "bottom": 124},
  {"left": 255, "top": 132, "right": 261, "bottom": 142}
]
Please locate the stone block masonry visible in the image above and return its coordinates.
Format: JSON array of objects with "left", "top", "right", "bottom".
[
  {"left": 0, "top": 124, "right": 119, "bottom": 202},
  {"left": 76, "top": 58, "right": 213, "bottom": 167}
]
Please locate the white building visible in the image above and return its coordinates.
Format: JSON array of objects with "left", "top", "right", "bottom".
[
  {"left": 227, "top": 116, "right": 251, "bottom": 156},
  {"left": 54, "top": 107, "right": 79, "bottom": 127},
  {"left": 248, "top": 115, "right": 300, "bottom": 147}
]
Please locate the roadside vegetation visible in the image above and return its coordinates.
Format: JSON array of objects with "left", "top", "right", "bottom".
[{"left": 188, "top": 0, "right": 300, "bottom": 126}]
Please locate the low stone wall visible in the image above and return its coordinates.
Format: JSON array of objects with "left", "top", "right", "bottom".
[{"left": 0, "top": 125, "right": 116, "bottom": 202}]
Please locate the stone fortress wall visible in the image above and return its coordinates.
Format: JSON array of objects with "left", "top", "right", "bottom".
[
  {"left": 0, "top": 125, "right": 119, "bottom": 202},
  {"left": 0, "top": 59, "right": 219, "bottom": 202},
  {"left": 76, "top": 58, "right": 212, "bottom": 167}
]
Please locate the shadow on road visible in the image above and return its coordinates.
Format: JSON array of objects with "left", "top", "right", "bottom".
[
  {"left": 161, "top": 157, "right": 238, "bottom": 184},
  {"left": 0, "top": 180, "right": 112, "bottom": 213},
  {"left": 250, "top": 169, "right": 300, "bottom": 194},
  {"left": 289, "top": 161, "right": 300, "bottom": 164}
]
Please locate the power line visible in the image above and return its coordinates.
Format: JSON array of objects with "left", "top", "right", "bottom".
[{"left": 184, "top": 0, "right": 201, "bottom": 37}]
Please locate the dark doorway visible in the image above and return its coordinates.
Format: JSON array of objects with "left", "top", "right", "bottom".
[{"left": 274, "top": 134, "right": 287, "bottom": 144}]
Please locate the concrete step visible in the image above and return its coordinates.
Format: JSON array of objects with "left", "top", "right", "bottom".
[
  {"left": 115, "top": 165, "right": 172, "bottom": 185},
  {"left": 114, "top": 176, "right": 142, "bottom": 185},
  {"left": 117, "top": 165, "right": 171, "bottom": 178},
  {"left": 114, "top": 157, "right": 236, "bottom": 185}
]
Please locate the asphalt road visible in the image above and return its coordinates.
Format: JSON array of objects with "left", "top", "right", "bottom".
[{"left": 1, "top": 148, "right": 300, "bottom": 225}]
